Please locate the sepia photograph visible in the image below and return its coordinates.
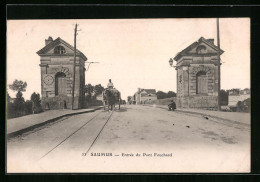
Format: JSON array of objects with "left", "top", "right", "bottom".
[{"left": 6, "top": 18, "right": 250, "bottom": 173}]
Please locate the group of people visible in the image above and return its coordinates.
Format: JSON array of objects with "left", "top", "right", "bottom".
[{"left": 106, "top": 79, "right": 176, "bottom": 111}]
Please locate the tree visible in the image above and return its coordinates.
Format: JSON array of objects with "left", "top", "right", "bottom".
[
  {"left": 84, "top": 84, "right": 94, "bottom": 106},
  {"left": 94, "top": 84, "right": 104, "bottom": 96},
  {"left": 9, "top": 79, "right": 27, "bottom": 92},
  {"left": 241, "top": 98, "right": 250, "bottom": 112},
  {"left": 85, "top": 84, "right": 94, "bottom": 95},
  {"left": 24, "top": 100, "right": 33, "bottom": 115},
  {"left": 156, "top": 91, "right": 168, "bottom": 99},
  {"left": 167, "top": 91, "right": 176, "bottom": 98},
  {"left": 7, "top": 92, "right": 11, "bottom": 104},
  {"left": 6, "top": 92, "right": 15, "bottom": 119},
  {"left": 13, "top": 91, "right": 25, "bottom": 117},
  {"left": 84, "top": 84, "right": 105, "bottom": 107},
  {"left": 220, "top": 89, "right": 228, "bottom": 106},
  {"left": 31, "top": 92, "right": 43, "bottom": 114},
  {"left": 236, "top": 101, "right": 242, "bottom": 112},
  {"left": 127, "top": 96, "right": 132, "bottom": 102},
  {"left": 8, "top": 79, "right": 27, "bottom": 118}
]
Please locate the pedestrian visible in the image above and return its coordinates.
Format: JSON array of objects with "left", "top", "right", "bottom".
[{"left": 168, "top": 100, "right": 176, "bottom": 111}]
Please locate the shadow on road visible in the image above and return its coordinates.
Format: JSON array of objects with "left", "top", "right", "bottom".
[
  {"left": 101, "top": 107, "right": 128, "bottom": 113},
  {"left": 114, "top": 107, "right": 128, "bottom": 112}
]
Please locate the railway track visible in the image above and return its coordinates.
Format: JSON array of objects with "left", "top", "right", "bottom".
[{"left": 39, "top": 109, "right": 115, "bottom": 160}]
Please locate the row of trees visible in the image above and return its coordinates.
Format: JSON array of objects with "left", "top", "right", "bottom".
[
  {"left": 7, "top": 80, "right": 42, "bottom": 119},
  {"left": 156, "top": 91, "right": 176, "bottom": 99},
  {"left": 84, "top": 84, "right": 105, "bottom": 107}
]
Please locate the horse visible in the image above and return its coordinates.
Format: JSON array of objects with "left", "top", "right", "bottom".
[{"left": 102, "top": 88, "right": 121, "bottom": 111}]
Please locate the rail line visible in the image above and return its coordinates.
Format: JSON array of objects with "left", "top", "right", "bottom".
[
  {"left": 85, "top": 110, "right": 114, "bottom": 155},
  {"left": 39, "top": 109, "right": 114, "bottom": 160}
]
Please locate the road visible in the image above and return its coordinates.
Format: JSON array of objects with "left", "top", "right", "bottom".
[{"left": 7, "top": 105, "right": 250, "bottom": 173}]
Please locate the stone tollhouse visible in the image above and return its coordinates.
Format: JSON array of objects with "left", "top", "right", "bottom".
[
  {"left": 37, "top": 36, "right": 87, "bottom": 110},
  {"left": 174, "top": 37, "right": 224, "bottom": 109}
]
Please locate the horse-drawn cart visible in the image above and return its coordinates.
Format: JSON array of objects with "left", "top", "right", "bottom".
[{"left": 102, "top": 88, "right": 121, "bottom": 111}]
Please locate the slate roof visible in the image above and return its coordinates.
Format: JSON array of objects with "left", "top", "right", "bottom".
[
  {"left": 36, "top": 37, "right": 87, "bottom": 61},
  {"left": 174, "top": 37, "right": 224, "bottom": 61}
]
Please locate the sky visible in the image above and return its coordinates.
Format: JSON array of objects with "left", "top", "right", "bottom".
[{"left": 7, "top": 18, "right": 250, "bottom": 101}]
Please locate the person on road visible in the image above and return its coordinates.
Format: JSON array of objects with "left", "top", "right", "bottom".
[
  {"left": 107, "top": 79, "right": 114, "bottom": 89},
  {"left": 168, "top": 100, "right": 176, "bottom": 111}
]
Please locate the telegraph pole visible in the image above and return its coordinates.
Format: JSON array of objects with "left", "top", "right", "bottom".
[
  {"left": 72, "top": 24, "right": 78, "bottom": 110},
  {"left": 217, "top": 18, "right": 221, "bottom": 111}
]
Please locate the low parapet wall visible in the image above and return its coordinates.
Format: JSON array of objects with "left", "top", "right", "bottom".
[
  {"left": 176, "top": 96, "right": 218, "bottom": 109},
  {"left": 144, "top": 97, "right": 176, "bottom": 105},
  {"left": 41, "top": 95, "right": 81, "bottom": 110}
]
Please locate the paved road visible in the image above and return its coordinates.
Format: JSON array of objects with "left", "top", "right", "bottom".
[{"left": 7, "top": 105, "right": 250, "bottom": 173}]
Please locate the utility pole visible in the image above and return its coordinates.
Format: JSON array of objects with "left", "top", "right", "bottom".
[
  {"left": 217, "top": 18, "right": 221, "bottom": 111},
  {"left": 72, "top": 24, "right": 78, "bottom": 110}
]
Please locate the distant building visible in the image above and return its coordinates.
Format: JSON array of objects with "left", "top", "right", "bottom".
[
  {"left": 37, "top": 36, "right": 87, "bottom": 110},
  {"left": 132, "top": 88, "right": 157, "bottom": 104},
  {"left": 96, "top": 94, "right": 103, "bottom": 101},
  {"left": 228, "top": 88, "right": 250, "bottom": 107},
  {"left": 174, "top": 37, "right": 224, "bottom": 109}
]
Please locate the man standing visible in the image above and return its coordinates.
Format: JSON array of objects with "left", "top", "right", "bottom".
[
  {"left": 168, "top": 100, "right": 176, "bottom": 111},
  {"left": 107, "top": 79, "right": 114, "bottom": 89}
]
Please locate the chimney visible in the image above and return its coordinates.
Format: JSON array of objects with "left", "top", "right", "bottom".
[
  {"left": 207, "top": 39, "right": 214, "bottom": 45},
  {"left": 45, "top": 36, "right": 53, "bottom": 45}
]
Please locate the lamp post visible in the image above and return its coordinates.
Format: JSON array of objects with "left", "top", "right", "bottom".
[
  {"left": 169, "top": 58, "right": 173, "bottom": 67},
  {"left": 169, "top": 58, "right": 179, "bottom": 69}
]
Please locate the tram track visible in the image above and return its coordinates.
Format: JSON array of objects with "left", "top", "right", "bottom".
[
  {"left": 85, "top": 110, "right": 114, "bottom": 155},
  {"left": 39, "top": 109, "right": 114, "bottom": 160}
]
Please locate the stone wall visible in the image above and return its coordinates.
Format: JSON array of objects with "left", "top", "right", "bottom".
[
  {"left": 141, "top": 95, "right": 157, "bottom": 103},
  {"left": 188, "top": 64, "right": 218, "bottom": 96},
  {"left": 42, "top": 95, "right": 72, "bottom": 110},
  {"left": 40, "top": 56, "right": 85, "bottom": 110},
  {"left": 145, "top": 97, "right": 176, "bottom": 105},
  {"left": 176, "top": 96, "right": 218, "bottom": 109}
]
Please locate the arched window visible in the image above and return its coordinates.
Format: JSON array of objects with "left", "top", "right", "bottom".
[
  {"left": 196, "top": 71, "right": 208, "bottom": 94},
  {"left": 54, "top": 46, "right": 66, "bottom": 54},
  {"left": 196, "top": 45, "right": 207, "bottom": 54},
  {"left": 55, "top": 72, "right": 67, "bottom": 96}
]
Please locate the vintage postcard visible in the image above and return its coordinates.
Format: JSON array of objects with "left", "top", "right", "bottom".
[{"left": 6, "top": 18, "right": 250, "bottom": 173}]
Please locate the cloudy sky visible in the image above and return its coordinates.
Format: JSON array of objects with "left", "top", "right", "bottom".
[{"left": 7, "top": 18, "right": 250, "bottom": 100}]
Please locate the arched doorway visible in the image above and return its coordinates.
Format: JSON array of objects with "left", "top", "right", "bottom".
[
  {"left": 196, "top": 71, "right": 208, "bottom": 94},
  {"left": 55, "top": 72, "right": 67, "bottom": 96}
]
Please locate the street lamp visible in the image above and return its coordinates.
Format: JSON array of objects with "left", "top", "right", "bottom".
[
  {"left": 169, "top": 58, "right": 173, "bottom": 67},
  {"left": 169, "top": 58, "right": 179, "bottom": 70}
]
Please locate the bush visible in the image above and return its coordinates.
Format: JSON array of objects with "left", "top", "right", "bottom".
[
  {"left": 31, "top": 92, "right": 43, "bottom": 113},
  {"left": 24, "top": 100, "right": 33, "bottom": 115}
]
